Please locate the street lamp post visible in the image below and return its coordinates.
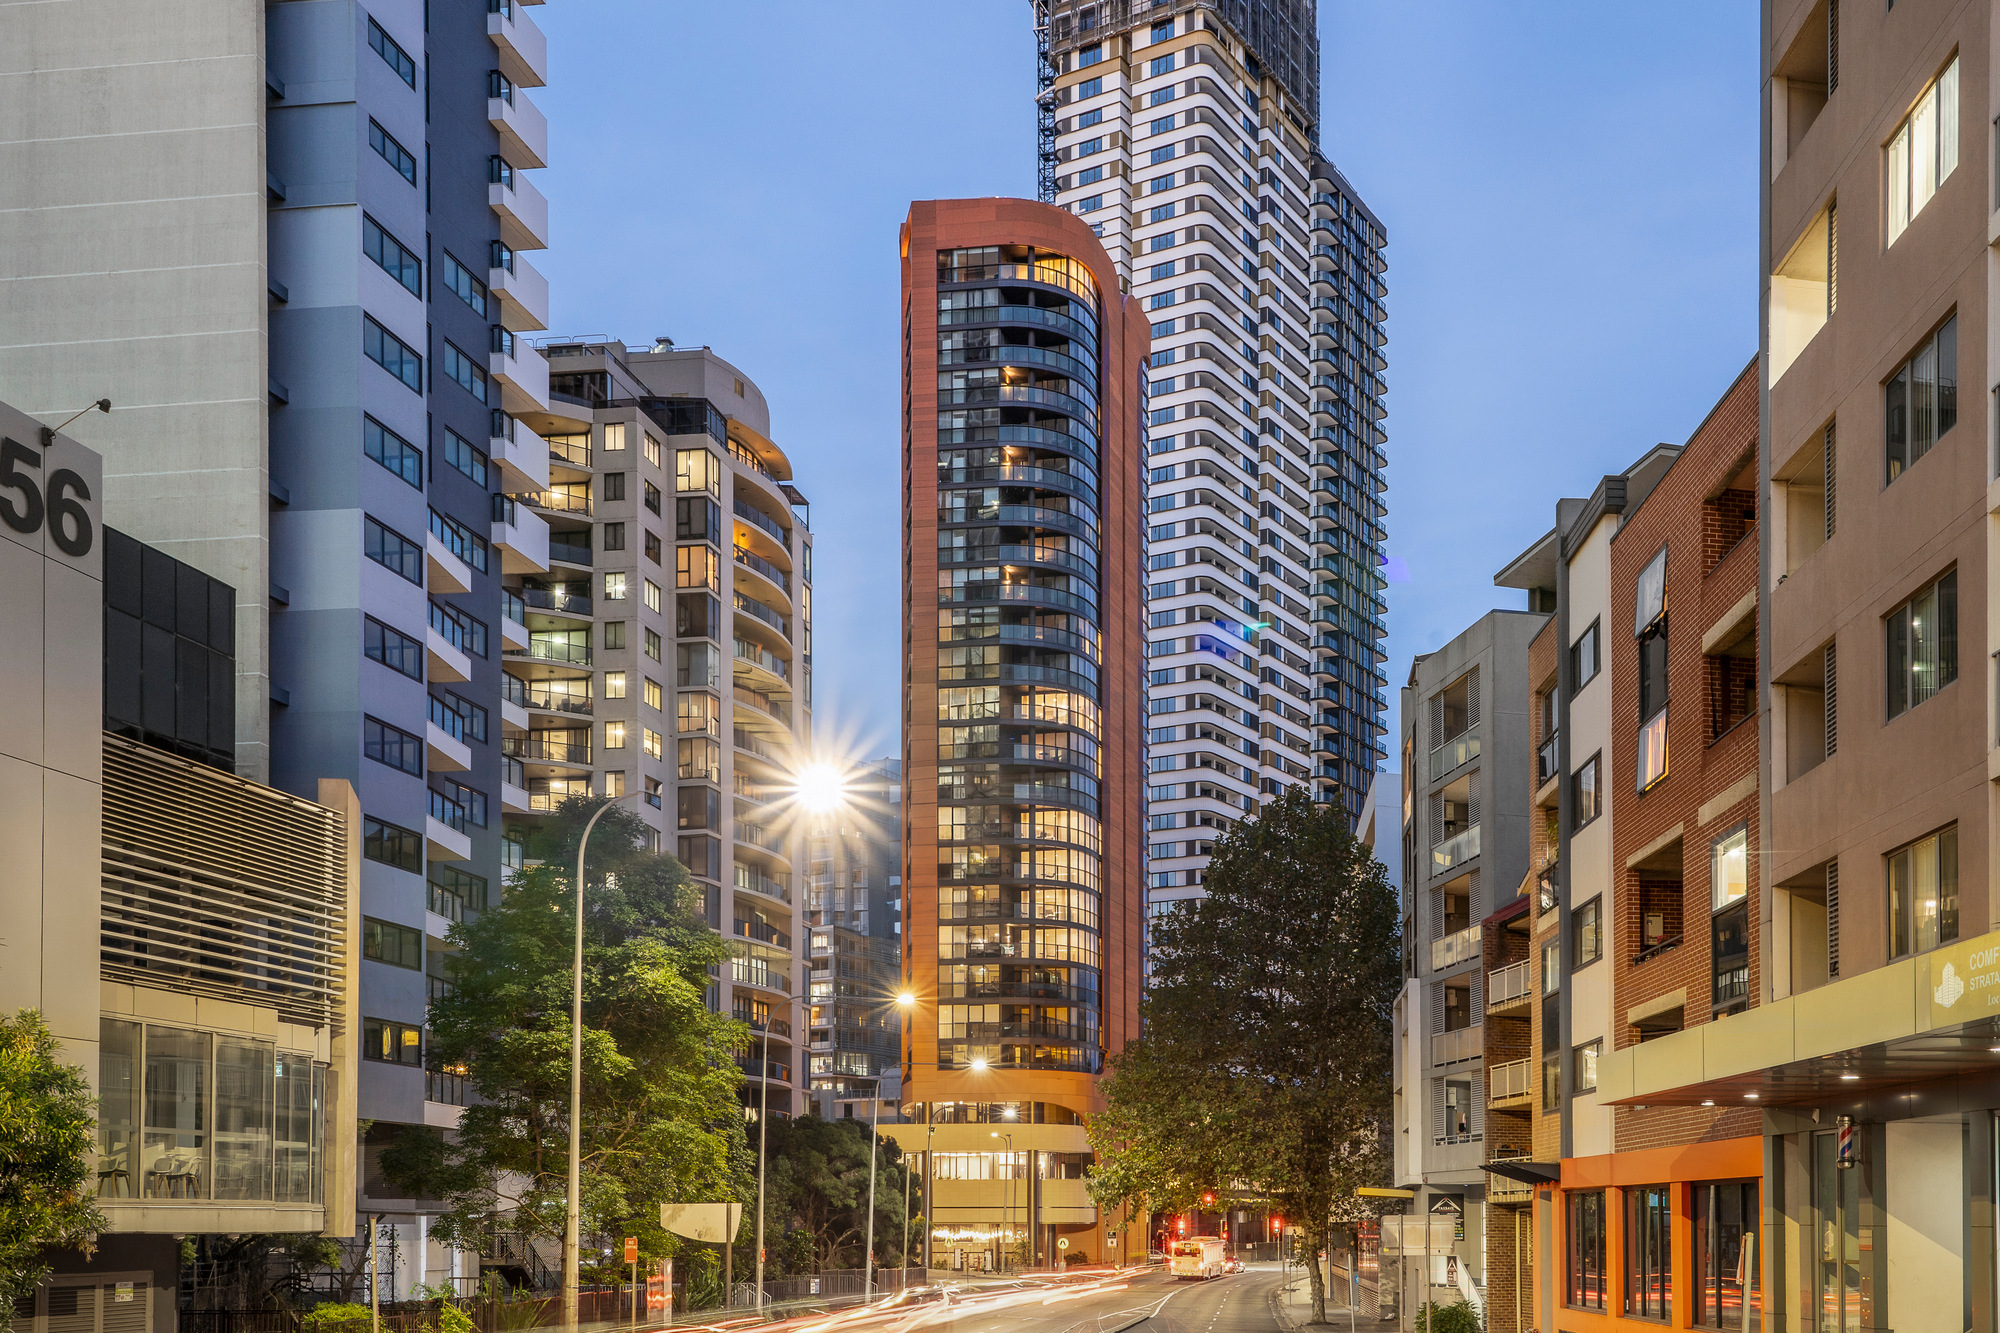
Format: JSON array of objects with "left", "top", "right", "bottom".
[
  {"left": 563, "top": 795, "right": 632, "bottom": 1333},
  {"left": 989, "top": 1131, "right": 1013, "bottom": 1274},
  {"left": 863, "top": 1073, "right": 881, "bottom": 1301}
]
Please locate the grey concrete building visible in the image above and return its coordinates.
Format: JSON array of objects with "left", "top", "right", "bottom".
[
  {"left": 0, "top": 0, "right": 556, "bottom": 1287},
  {"left": 1391, "top": 609, "right": 1546, "bottom": 1305}
]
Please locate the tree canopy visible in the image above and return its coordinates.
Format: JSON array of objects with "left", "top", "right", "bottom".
[
  {"left": 758, "top": 1115, "right": 913, "bottom": 1273},
  {"left": 382, "top": 797, "right": 750, "bottom": 1282},
  {"left": 0, "top": 1009, "right": 107, "bottom": 1308},
  {"left": 1086, "top": 788, "right": 1399, "bottom": 1323}
]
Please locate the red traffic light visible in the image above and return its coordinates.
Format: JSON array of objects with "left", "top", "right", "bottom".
[
  {"left": 1202, "top": 1192, "right": 1215, "bottom": 1205},
  {"left": 1272, "top": 1216, "right": 1284, "bottom": 1232},
  {"left": 1176, "top": 1217, "right": 1187, "bottom": 1235}
]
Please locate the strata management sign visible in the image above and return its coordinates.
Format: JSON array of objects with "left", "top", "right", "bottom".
[{"left": 1926, "top": 929, "right": 2000, "bottom": 1031}]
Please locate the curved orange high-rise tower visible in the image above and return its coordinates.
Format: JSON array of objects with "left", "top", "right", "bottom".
[{"left": 896, "top": 199, "right": 1149, "bottom": 1272}]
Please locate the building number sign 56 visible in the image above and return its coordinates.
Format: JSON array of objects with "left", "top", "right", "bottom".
[{"left": 0, "top": 439, "right": 94, "bottom": 557}]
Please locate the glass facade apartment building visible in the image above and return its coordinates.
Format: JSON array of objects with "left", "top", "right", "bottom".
[{"left": 1035, "top": 0, "right": 1389, "bottom": 917}]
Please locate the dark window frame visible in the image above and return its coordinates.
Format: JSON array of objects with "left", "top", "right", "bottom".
[
  {"left": 1885, "top": 312, "right": 1958, "bottom": 482},
  {"left": 1572, "top": 896, "right": 1603, "bottom": 968},
  {"left": 362, "top": 1017, "right": 423, "bottom": 1065},
  {"left": 362, "top": 815, "right": 422, "bottom": 872},
  {"left": 1565, "top": 1189, "right": 1607, "bottom": 1311},
  {"left": 363, "top": 315, "right": 422, "bottom": 393},
  {"left": 1885, "top": 567, "right": 1958, "bottom": 719},
  {"left": 364, "top": 616, "right": 424, "bottom": 681},
  {"left": 365, "top": 515, "right": 423, "bottom": 584},
  {"left": 367, "top": 18, "right": 417, "bottom": 86},
  {"left": 368, "top": 119, "right": 417, "bottom": 185},
  {"left": 364, "top": 415, "right": 422, "bottom": 489},
  {"left": 363, "top": 214, "right": 422, "bottom": 297},
  {"left": 363, "top": 714, "right": 424, "bottom": 776},
  {"left": 362, "top": 916, "right": 423, "bottom": 970}
]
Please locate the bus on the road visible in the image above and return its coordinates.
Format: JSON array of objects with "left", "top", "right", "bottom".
[{"left": 1169, "top": 1237, "right": 1227, "bottom": 1280}]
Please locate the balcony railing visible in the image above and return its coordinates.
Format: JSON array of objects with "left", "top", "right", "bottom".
[
  {"left": 1488, "top": 959, "right": 1532, "bottom": 1009},
  {"left": 520, "top": 585, "right": 592, "bottom": 616},
  {"left": 734, "top": 918, "right": 792, "bottom": 949},
  {"left": 1537, "top": 733, "right": 1560, "bottom": 785},
  {"left": 737, "top": 1016, "right": 794, "bottom": 1039},
  {"left": 523, "top": 684, "right": 592, "bottom": 715},
  {"left": 736, "top": 821, "right": 783, "bottom": 852},
  {"left": 429, "top": 788, "right": 467, "bottom": 832},
  {"left": 731, "top": 960, "right": 792, "bottom": 994},
  {"left": 1429, "top": 924, "right": 1479, "bottom": 971},
  {"left": 734, "top": 727, "right": 791, "bottom": 764},
  {"left": 733, "top": 866, "right": 793, "bottom": 903},
  {"left": 1489, "top": 1057, "right": 1532, "bottom": 1101},
  {"left": 1430, "top": 1024, "right": 1482, "bottom": 1067},
  {"left": 527, "top": 487, "right": 591, "bottom": 516},
  {"left": 1430, "top": 825, "right": 1480, "bottom": 873},
  {"left": 734, "top": 592, "right": 790, "bottom": 637},
  {"left": 517, "top": 636, "right": 591, "bottom": 666},
  {"left": 733, "top": 637, "right": 790, "bottom": 680},
  {"left": 426, "top": 1066, "right": 470, "bottom": 1106},
  {"left": 734, "top": 498, "right": 788, "bottom": 545},
  {"left": 504, "top": 734, "right": 591, "bottom": 765},
  {"left": 734, "top": 545, "right": 792, "bottom": 594},
  {"left": 1428, "top": 731, "right": 1479, "bottom": 780},
  {"left": 548, "top": 539, "right": 592, "bottom": 566}
]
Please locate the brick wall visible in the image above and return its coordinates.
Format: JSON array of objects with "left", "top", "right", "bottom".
[
  {"left": 1526, "top": 617, "right": 1562, "bottom": 1166},
  {"left": 1484, "top": 1203, "right": 1534, "bottom": 1333},
  {"left": 1606, "top": 360, "right": 1760, "bottom": 1154}
]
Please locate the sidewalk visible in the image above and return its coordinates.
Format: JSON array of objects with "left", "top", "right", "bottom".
[{"left": 1266, "top": 1267, "right": 1397, "bottom": 1333}]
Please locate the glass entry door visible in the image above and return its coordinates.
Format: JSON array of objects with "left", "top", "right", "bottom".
[{"left": 1812, "top": 1130, "right": 1871, "bottom": 1333}]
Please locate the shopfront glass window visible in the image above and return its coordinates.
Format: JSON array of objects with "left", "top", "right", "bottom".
[
  {"left": 1625, "top": 1184, "right": 1673, "bottom": 1319},
  {"left": 97, "top": 1019, "right": 141, "bottom": 1198},
  {"left": 213, "top": 1038, "right": 274, "bottom": 1200},
  {"left": 1566, "top": 1190, "right": 1606, "bottom": 1310},
  {"left": 1694, "top": 1180, "right": 1759, "bottom": 1330},
  {"left": 274, "top": 1052, "right": 316, "bottom": 1203},
  {"left": 143, "top": 1027, "right": 210, "bottom": 1199}
]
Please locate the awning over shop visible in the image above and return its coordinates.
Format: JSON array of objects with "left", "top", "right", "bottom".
[
  {"left": 1480, "top": 1158, "right": 1560, "bottom": 1185},
  {"left": 1596, "top": 924, "right": 2000, "bottom": 1106}
]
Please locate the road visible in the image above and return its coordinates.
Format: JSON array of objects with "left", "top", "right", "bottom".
[{"left": 766, "top": 1263, "right": 1297, "bottom": 1333}]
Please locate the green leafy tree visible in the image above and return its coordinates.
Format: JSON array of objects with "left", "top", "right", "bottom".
[
  {"left": 759, "top": 1116, "right": 911, "bottom": 1272},
  {"left": 1087, "top": 788, "right": 1398, "bottom": 1323},
  {"left": 0, "top": 1010, "right": 107, "bottom": 1308},
  {"left": 382, "top": 798, "right": 751, "bottom": 1285}
]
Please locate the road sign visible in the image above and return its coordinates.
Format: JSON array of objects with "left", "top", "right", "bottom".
[
  {"left": 1057, "top": 1238, "right": 1070, "bottom": 1250},
  {"left": 624, "top": 1237, "right": 637, "bottom": 1264}
]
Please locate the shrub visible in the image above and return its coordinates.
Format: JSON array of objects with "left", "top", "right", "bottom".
[
  {"left": 299, "top": 1304, "right": 373, "bottom": 1333},
  {"left": 1416, "top": 1299, "right": 1481, "bottom": 1333}
]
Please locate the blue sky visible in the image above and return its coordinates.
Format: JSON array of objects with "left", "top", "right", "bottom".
[{"left": 535, "top": 2, "right": 1760, "bottom": 767}]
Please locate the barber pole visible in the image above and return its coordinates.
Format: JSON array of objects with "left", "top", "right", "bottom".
[{"left": 1837, "top": 1116, "right": 1857, "bottom": 1169}]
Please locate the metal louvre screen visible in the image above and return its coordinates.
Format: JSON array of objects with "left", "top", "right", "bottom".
[{"left": 100, "top": 734, "right": 349, "bottom": 1030}]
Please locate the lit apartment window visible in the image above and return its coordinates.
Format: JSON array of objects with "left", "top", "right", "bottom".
[
  {"left": 1885, "top": 315, "right": 1956, "bottom": 481},
  {"left": 1885, "top": 569, "right": 1956, "bottom": 718},
  {"left": 363, "top": 1018, "right": 422, "bottom": 1066},
  {"left": 1712, "top": 826, "right": 1750, "bottom": 1010},
  {"left": 603, "top": 422, "right": 627, "bottom": 451},
  {"left": 1886, "top": 56, "right": 1958, "bottom": 243},
  {"left": 1573, "top": 1039, "right": 1600, "bottom": 1093},
  {"left": 1888, "top": 825, "right": 1958, "bottom": 958},
  {"left": 604, "top": 720, "right": 626, "bottom": 750},
  {"left": 604, "top": 572, "right": 627, "bottom": 601},
  {"left": 1634, "top": 547, "right": 1668, "bottom": 791}
]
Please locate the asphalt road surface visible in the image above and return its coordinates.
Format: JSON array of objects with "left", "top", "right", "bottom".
[{"left": 781, "top": 1263, "right": 1294, "bottom": 1333}]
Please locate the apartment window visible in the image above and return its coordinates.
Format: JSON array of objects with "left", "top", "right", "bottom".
[
  {"left": 1570, "top": 619, "right": 1601, "bottom": 691},
  {"left": 362, "top": 1019, "right": 422, "bottom": 1066},
  {"left": 369, "top": 119, "right": 417, "bottom": 184},
  {"left": 364, "top": 416, "right": 422, "bottom": 488},
  {"left": 1635, "top": 546, "right": 1669, "bottom": 791},
  {"left": 1149, "top": 175, "right": 1176, "bottom": 194},
  {"left": 1885, "top": 315, "right": 1957, "bottom": 480},
  {"left": 644, "top": 677, "right": 663, "bottom": 710},
  {"left": 363, "top": 215, "right": 422, "bottom": 296},
  {"left": 603, "top": 572, "right": 627, "bottom": 601},
  {"left": 1542, "top": 940, "right": 1561, "bottom": 994},
  {"left": 365, "top": 516, "right": 422, "bottom": 584},
  {"left": 1077, "top": 165, "right": 1105, "bottom": 186},
  {"left": 1886, "top": 56, "right": 1958, "bottom": 244},
  {"left": 1573, "top": 897, "right": 1602, "bottom": 967},
  {"left": 644, "top": 530, "right": 662, "bottom": 564},
  {"left": 1572, "top": 753, "right": 1601, "bottom": 828},
  {"left": 603, "top": 522, "right": 626, "bottom": 551},
  {"left": 676, "top": 497, "right": 718, "bottom": 541},
  {"left": 1078, "top": 76, "right": 1103, "bottom": 97},
  {"left": 1624, "top": 1185, "right": 1673, "bottom": 1320},
  {"left": 1151, "top": 18, "right": 1173, "bottom": 40},
  {"left": 1692, "top": 1181, "right": 1760, "bottom": 1331},
  {"left": 1150, "top": 87, "right": 1176, "bottom": 106},
  {"left": 643, "top": 727, "right": 664, "bottom": 760},
  {"left": 1077, "top": 43, "right": 1102, "bottom": 66},
  {"left": 644, "top": 481, "right": 662, "bottom": 515},
  {"left": 1566, "top": 1190, "right": 1607, "bottom": 1310},
  {"left": 643, "top": 579, "right": 662, "bottom": 613},
  {"left": 441, "top": 341, "right": 488, "bottom": 404},
  {"left": 604, "top": 720, "right": 627, "bottom": 750},
  {"left": 489, "top": 155, "right": 513, "bottom": 188},
  {"left": 1150, "top": 261, "right": 1177, "bottom": 282},
  {"left": 603, "top": 622, "right": 626, "bottom": 650},
  {"left": 367, "top": 18, "right": 417, "bottom": 86},
  {"left": 602, "top": 472, "right": 627, "bottom": 503},
  {"left": 1573, "top": 1039, "right": 1600, "bottom": 1093},
  {"left": 644, "top": 628, "right": 662, "bottom": 661},
  {"left": 1148, "top": 54, "right": 1176, "bottom": 77},
  {"left": 442, "top": 252, "right": 488, "bottom": 316},
  {"left": 604, "top": 670, "right": 627, "bottom": 699},
  {"left": 363, "top": 316, "right": 422, "bottom": 393},
  {"left": 429, "top": 508, "right": 489, "bottom": 573},
  {"left": 677, "top": 544, "right": 718, "bottom": 591},
  {"left": 644, "top": 434, "right": 662, "bottom": 467},
  {"left": 1888, "top": 824, "right": 1958, "bottom": 958},
  {"left": 364, "top": 617, "right": 423, "bottom": 681},
  {"left": 364, "top": 716, "right": 424, "bottom": 776},
  {"left": 363, "top": 816, "right": 422, "bottom": 873},
  {"left": 1077, "top": 107, "right": 1103, "bottom": 129},
  {"left": 362, "top": 917, "right": 422, "bottom": 970},
  {"left": 1886, "top": 568, "right": 1957, "bottom": 718},
  {"left": 1542, "top": 1054, "right": 1561, "bottom": 1111},
  {"left": 602, "top": 422, "right": 627, "bottom": 452}
]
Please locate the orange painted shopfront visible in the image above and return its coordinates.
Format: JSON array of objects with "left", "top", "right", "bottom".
[{"left": 1538, "top": 1138, "right": 1764, "bottom": 1333}]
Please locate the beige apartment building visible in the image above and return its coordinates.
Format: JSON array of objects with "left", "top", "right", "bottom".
[{"left": 1597, "top": 8, "right": 2000, "bottom": 1333}]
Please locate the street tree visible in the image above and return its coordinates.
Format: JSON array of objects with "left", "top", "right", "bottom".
[
  {"left": 1087, "top": 787, "right": 1399, "bottom": 1323},
  {"left": 382, "top": 798, "right": 751, "bottom": 1284},
  {"left": 759, "top": 1116, "right": 912, "bottom": 1272},
  {"left": 0, "top": 1009, "right": 107, "bottom": 1308}
]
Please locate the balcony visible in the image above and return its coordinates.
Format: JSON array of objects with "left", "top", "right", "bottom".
[
  {"left": 1428, "top": 731, "right": 1479, "bottom": 781},
  {"left": 1430, "top": 1024, "right": 1482, "bottom": 1068},
  {"left": 547, "top": 537, "right": 591, "bottom": 568},
  {"left": 490, "top": 418, "right": 549, "bottom": 492},
  {"left": 734, "top": 545, "right": 792, "bottom": 595},
  {"left": 1429, "top": 924, "right": 1479, "bottom": 972},
  {"left": 1430, "top": 824, "right": 1480, "bottom": 874},
  {"left": 490, "top": 252, "right": 549, "bottom": 332},
  {"left": 426, "top": 625, "right": 472, "bottom": 684},
  {"left": 488, "top": 89, "right": 547, "bottom": 168},
  {"left": 734, "top": 727, "right": 791, "bottom": 765},
  {"left": 515, "top": 634, "right": 590, "bottom": 667},
  {"left": 734, "top": 591, "right": 791, "bottom": 638},
  {"left": 731, "top": 960, "right": 793, "bottom": 995},
  {"left": 736, "top": 820, "right": 785, "bottom": 853},
  {"left": 487, "top": 1, "right": 547, "bottom": 86},
  {"left": 426, "top": 532, "right": 472, "bottom": 595},
  {"left": 522, "top": 683, "right": 591, "bottom": 716},
  {"left": 734, "top": 864, "right": 793, "bottom": 904},
  {"left": 519, "top": 583, "right": 591, "bottom": 617},
  {"left": 503, "top": 733, "right": 591, "bottom": 767},
  {"left": 489, "top": 173, "right": 549, "bottom": 253},
  {"left": 1488, "top": 1058, "right": 1532, "bottom": 1105},
  {"left": 492, "top": 495, "right": 549, "bottom": 575},
  {"left": 490, "top": 337, "right": 549, "bottom": 415},
  {"left": 1487, "top": 959, "right": 1532, "bottom": 1012},
  {"left": 733, "top": 637, "right": 790, "bottom": 682},
  {"left": 548, "top": 433, "right": 590, "bottom": 469},
  {"left": 734, "top": 498, "right": 789, "bottom": 546}
]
